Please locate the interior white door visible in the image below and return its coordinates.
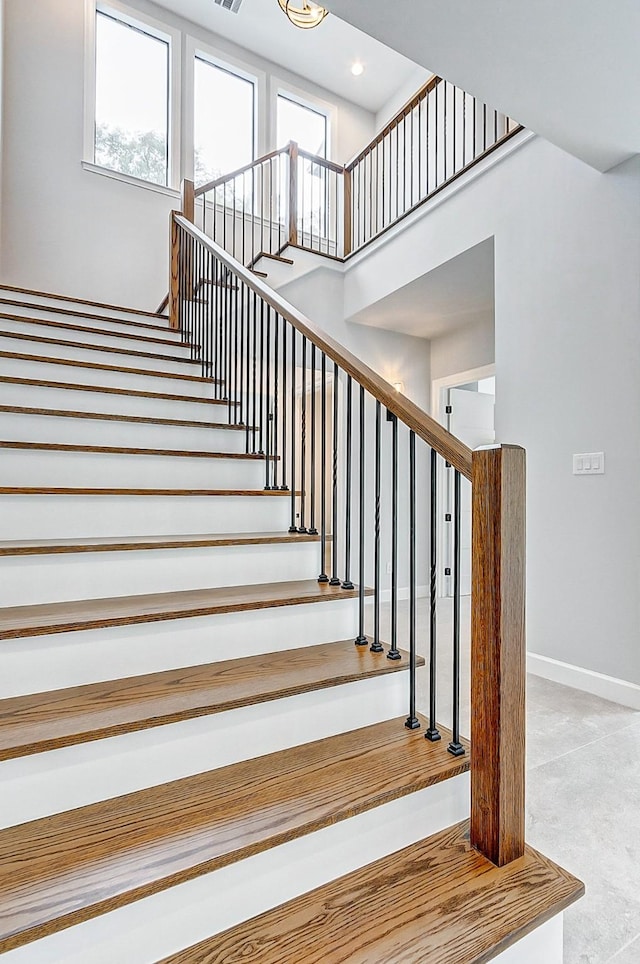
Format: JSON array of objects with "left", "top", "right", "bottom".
[{"left": 444, "top": 387, "right": 495, "bottom": 596}]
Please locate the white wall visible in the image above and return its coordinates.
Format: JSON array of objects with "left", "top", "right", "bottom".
[
  {"left": 430, "top": 313, "right": 494, "bottom": 382},
  {"left": 342, "top": 133, "right": 640, "bottom": 687},
  {"left": 373, "top": 64, "right": 431, "bottom": 135},
  {"left": 0, "top": 0, "right": 375, "bottom": 309}
]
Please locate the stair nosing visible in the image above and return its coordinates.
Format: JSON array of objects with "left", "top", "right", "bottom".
[
  {"left": 0, "top": 349, "right": 215, "bottom": 384},
  {"left": 0, "top": 312, "right": 193, "bottom": 350},
  {"left": 0, "top": 374, "right": 236, "bottom": 405},
  {"left": 0, "top": 405, "right": 245, "bottom": 431},
  {"left": 0, "top": 640, "right": 421, "bottom": 760},
  {"left": 0, "top": 531, "right": 322, "bottom": 556},
  {"left": 159, "top": 820, "right": 583, "bottom": 964},
  {"left": 0, "top": 486, "right": 290, "bottom": 496},
  {"left": 0, "top": 440, "right": 274, "bottom": 461},
  {"left": 0, "top": 579, "right": 365, "bottom": 640},
  {"left": 0, "top": 289, "right": 172, "bottom": 329},
  {"left": 0, "top": 716, "right": 464, "bottom": 954},
  {"left": 0, "top": 328, "right": 200, "bottom": 366}
]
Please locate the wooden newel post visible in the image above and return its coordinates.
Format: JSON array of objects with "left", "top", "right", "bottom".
[
  {"left": 470, "top": 443, "right": 526, "bottom": 867},
  {"left": 343, "top": 166, "right": 352, "bottom": 257},
  {"left": 181, "top": 178, "right": 195, "bottom": 223},
  {"left": 288, "top": 141, "right": 298, "bottom": 246},
  {"left": 169, "top": 212, "right": 180, "bottom": 331}
]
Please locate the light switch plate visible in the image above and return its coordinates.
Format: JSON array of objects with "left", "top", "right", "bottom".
[{"left": 573, "top": 452, "right": 605, "bottom": 475}]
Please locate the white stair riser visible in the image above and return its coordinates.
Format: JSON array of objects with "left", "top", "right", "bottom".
[
  {"left": 0, "top": 318, "right": 192, "bottom": 358},
  {"left": 0, "top": 332, "right": 198, "bottom": 375},
  {"left": 1, "top": 357, "right": 214, "bottom": 397},
  {"left": 0, "top": 597, "right": 359, "bottom": 697},
  {"left": 0, "top": 493, "right": 290, "bottom": 539},
  {"left": 0, "top": 413, "right": 246, "bottom": 452},
  {"left": 0, "top": 449, "right": 267, "bottom": 489},
  {"left": 0, "top": 295, "right": 174, "bottom": 329},
  {"left": 0, "top": 773, "right": 469, "bottom": 964},
  {"left": 0, "top": 541, "right": 321, "bottom": 605},
  {"left": 0, "top": 672, "right": 411, "bottom": 827},
  {"left": 0, "top": 381, "right": 232, "bottom": 422}
]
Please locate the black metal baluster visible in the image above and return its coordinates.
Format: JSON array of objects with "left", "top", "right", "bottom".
[
  {"left": 355, "top": 385, "right": 367, "bottom": 646},
  {"left": 448, "top": 469, "right": 465, "bottom": 756},
  {"left": 419, "top": 96, "right": 423, "bottom": 200},
  {"left": 342, "top": 375, "right": 354, "bottom": 589},
  {"left": 329, "top": 362, "right": 341, "bottom": 585},
  {"left": 238, "top": 282, "right": 245, "bottom": 429},
  {"left": 273, "top": 312, "right": 279, "bottom": 489},
  {"left": 264, "top": 305, "right": 272, "bottom": 489},
  {"left": 388, "top": 410, "right": 401, "bottom": 661},
  {"left": 406, "top": 430, "right": 420, "bottom": 729},
  {"left": 281, "top": 316, "right": 288, "bottom": 490},
  {"left": 318, "top": 352, "right": 329, "bottom": 582},
  {"left": 258, "top": 299, "right": 265, "bottom": 454},
  {"left": 251, "top": 292, "right": 257, "bottom": 453},
  {"left": 309, "top": 344, "right": 318, "bottom": 534},
  {"left": 370, "top": 400, "right": 383, "bottom": 652},
  {"left": 289, "top": 325, "right": 297, "bottom": 532},
  {"left": 426, "top": 448, "right": 441, "bottom": 742},
  {"left": 298, "top": 336, "right": 307, "bottom": 532}
]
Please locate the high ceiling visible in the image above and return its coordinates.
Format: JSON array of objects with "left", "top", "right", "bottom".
[
  {"left": 349, "top": 240, "right": 495, "bottom": 340},
  {"left": 150, "top": 0, "right": 424, "bottom": 114},
  {"left": 324, "top": 0, "right": 640, "bottom": 171}
]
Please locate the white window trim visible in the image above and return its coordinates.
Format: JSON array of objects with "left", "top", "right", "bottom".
[
  {"left": 83, "top": 0, "right": 182, "bottom": 189},
  {"left": 184, "top": 34, "right": 263, "bottom": 185},
  {"left": 270, "top": 75, "right": 335, "bottom": 160}
]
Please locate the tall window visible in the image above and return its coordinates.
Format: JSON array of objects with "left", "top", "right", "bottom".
[
  {"left": 194, "top": 57, "right": 255, "bottom": 186},
  {"left": 276, "top": 94, "right": 327, "bottom": 157},
  {"left": 277, "top": 94, "right": 329, "bottom": 238},
  {"left": 94, "top": 10, "right": 170, "bottom": 186}
]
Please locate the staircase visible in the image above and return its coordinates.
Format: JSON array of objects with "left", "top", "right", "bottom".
[{"left": 0, "top": 278, "right": 582, "bottom": 963}]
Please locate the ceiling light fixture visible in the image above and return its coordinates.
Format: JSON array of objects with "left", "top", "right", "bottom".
[
  {"left": 351, "top": 62, "right": 364, "bottom": 76},
  {"left": 277, "top": 0, "right": 329, "bottom": 30}
]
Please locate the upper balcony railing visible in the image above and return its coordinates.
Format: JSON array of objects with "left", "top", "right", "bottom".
[{"left": 184, "top": 75, "right": 522, "bottom": 268}]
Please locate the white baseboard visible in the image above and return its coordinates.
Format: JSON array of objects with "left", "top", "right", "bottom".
[{"left": 527, "top": 652, "right": 640, "bottom": 710}]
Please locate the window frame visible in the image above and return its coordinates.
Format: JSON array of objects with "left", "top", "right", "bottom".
[
  {"left": 275, "top": 90, "right": 329, "bottom": 159},
  {"left": 192, "top": 50, "right": 258, "bottom": 188},
  {"left": 83, "top": 0, "right": 181, "bottom": 190},
  {"left": 271, "top": 79, "right": 334, "bottom": 159}
]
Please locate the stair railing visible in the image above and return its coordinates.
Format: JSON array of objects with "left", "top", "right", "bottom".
[
  {"left": 168, "top": 212, "right": 526, "bottom": 869},
  {"left": 182, "top": 76, "right": 521, "bottom": 268}
]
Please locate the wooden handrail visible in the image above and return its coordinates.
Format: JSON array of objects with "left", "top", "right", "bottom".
[
  {"left": 173, "top": 213, "right": 472, "bottom": 478},
  {"left": 297, "top": 148, "right": 345, "bottom": 175},
  {"left": 345, "top": 74, "right": 442, "bottom": 171},
  {"left": 194, "top": 147, "right": 289, "bottom": 198}
]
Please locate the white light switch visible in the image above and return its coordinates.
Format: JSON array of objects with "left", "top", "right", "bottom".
[{"left": 573, "top": 452, "right": 605, "bottom": 475}]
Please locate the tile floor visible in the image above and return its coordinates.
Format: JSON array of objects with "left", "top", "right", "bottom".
[{"left": 367, "top": 596, "right": 640, "bottom": 964}]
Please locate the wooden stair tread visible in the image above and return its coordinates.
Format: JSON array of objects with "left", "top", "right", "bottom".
[
  {"left": 0, "top": 579, "right": 365, "bottom": 640},
  {"left": 0, "top": 289, "right": 172, "bottom": 330},
  {"left": 0, "top": 405, "right": 246, "bottom": 431},
  {"left": 0, "top": 440, "right": 272, "bottom": 461},
  {"left": 252, "top": 252, "right": 295, "bottom": 266},
  {"left": 0, "top": 715, "right": 465, "bottom": 953},
  {"left": 0, "top": 326, "right": 198, "bottom": 365},
  {"left": 0, "top": 530, "right": 321, "bottom": 556},
  {"left": 0, "top": 283, "right": 169, "bottom": 321},
  {"left": 0, "top": 639, "right": 420, "bottom": 759},
  {"left": 0, "top": 375, "right": 235, "bottom": 406},
  {"left": 0, "top": 486, "right": 290, "bottom": 497},
  {"left": 0, "top": 349, "right": 214, "bottom": 384},
  {"left": 161, "top": 821, "right": 583, "bottom": 964},
  {"left": 0, "top": 311, "right": 192, "bottom": 349}
]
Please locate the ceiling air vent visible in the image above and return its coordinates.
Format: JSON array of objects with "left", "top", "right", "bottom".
[{"left": 213, "top": 0, "right": 244, "bottom": 12}]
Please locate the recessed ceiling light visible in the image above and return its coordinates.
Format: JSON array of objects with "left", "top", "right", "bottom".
[{"left": 351, "top": 62, "right": 365, "bottom": 77}]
